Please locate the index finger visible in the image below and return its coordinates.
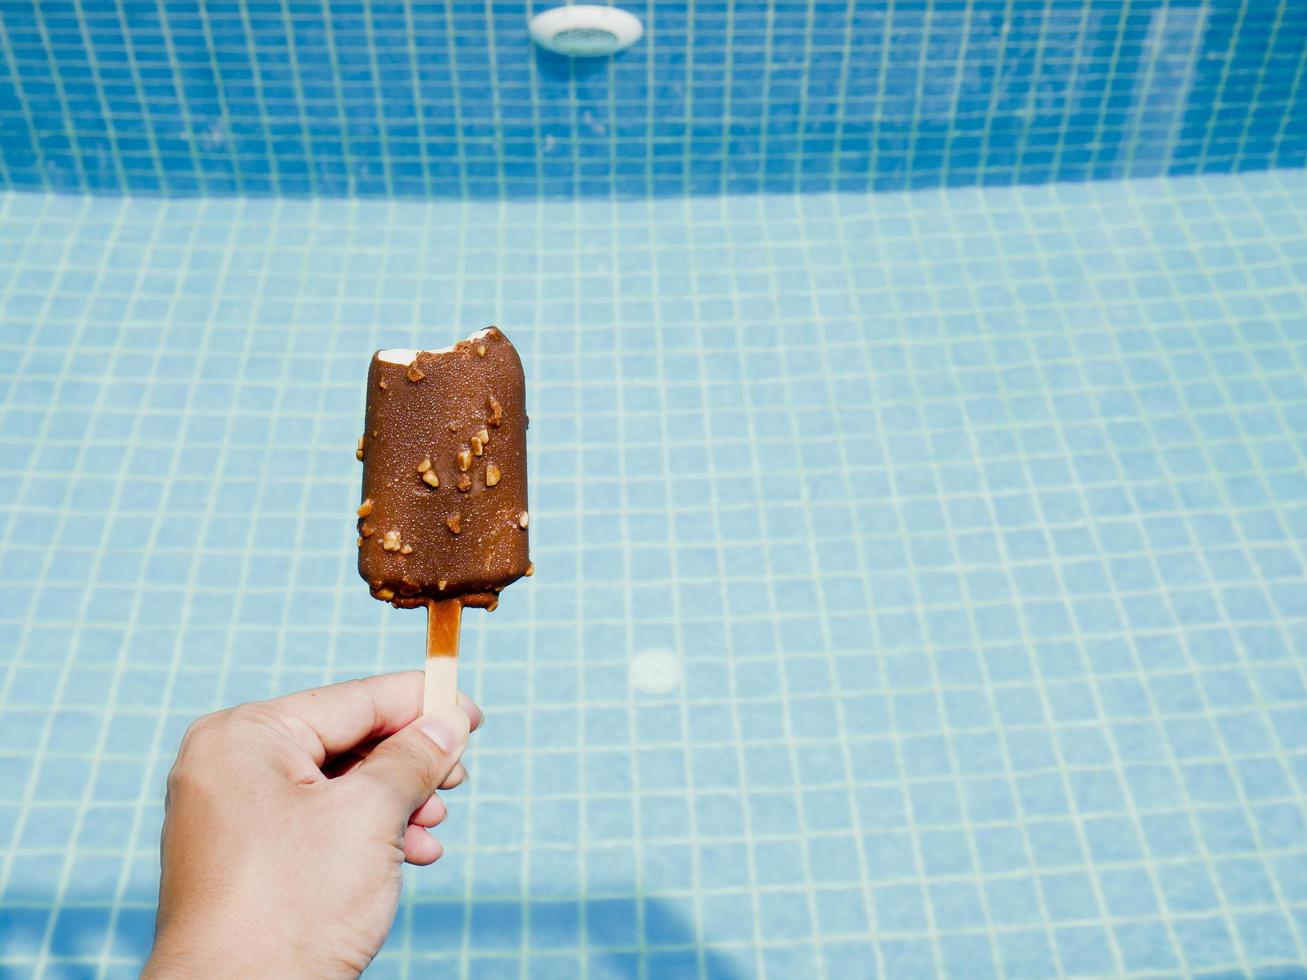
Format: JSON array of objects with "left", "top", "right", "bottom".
[
  {"left": 260, "top": 673, "right": 483, "bottom": 764},
  {"left": 263, "top": 672, "right": 422, "bottom": 764}
]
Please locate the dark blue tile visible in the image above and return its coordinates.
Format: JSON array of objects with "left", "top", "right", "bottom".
[{"left": 1, "top": 1, "right": 1304, "bottom": 196}]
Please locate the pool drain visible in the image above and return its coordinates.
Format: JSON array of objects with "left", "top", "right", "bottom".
[
  {"left": 630, "top": 649, "right": 682, "bottom": 694},
  {"left": 529, "top": 5, "right": 643, "bottom": 57}
]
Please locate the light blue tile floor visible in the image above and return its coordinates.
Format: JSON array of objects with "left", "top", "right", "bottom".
[{"left": 1, "top": 170, "right": 1306, "bottom": 978}]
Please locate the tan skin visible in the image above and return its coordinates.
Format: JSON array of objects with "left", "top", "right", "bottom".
[{"left": 143, "top": 672, "right": 483, "bottom": 978}]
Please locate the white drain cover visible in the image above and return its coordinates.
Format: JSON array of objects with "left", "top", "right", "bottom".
[
  {"left": 529, "top": 5, "right": 644, "bottom": 57},
  {"left": 630, "top": 649, "right": 682, "bottom": 694}
]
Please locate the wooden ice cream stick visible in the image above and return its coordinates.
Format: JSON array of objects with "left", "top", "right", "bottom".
[{"left": 424, "top": 599, "right": 462, "bottom": 712}]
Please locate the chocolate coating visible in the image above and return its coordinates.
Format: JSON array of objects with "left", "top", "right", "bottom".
[{"left": 357, "top": 327, "right": 529, "bottom": 608}]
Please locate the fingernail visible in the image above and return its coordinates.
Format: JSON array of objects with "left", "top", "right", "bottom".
[{"left": 418, "top": 709, "right": 467, "bottom": 753}]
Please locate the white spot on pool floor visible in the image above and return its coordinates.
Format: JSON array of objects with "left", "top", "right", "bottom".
[{"left": 630, "top": 649, "right": 682, "bottom": 694}]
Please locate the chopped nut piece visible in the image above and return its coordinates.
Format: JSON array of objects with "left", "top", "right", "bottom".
[
  {"left": 488, "top": 397, "right": 502, "bottom": 427},
  {"left": 486, "top": 597, "right": 499, "bottom": 612},
  {"left": 356, "top": 436, "right": 365, "bottom": 461},
  {"left": 477, "top": 344, "right": 487, "bottom": 357},
  {"left": 356, "top": 536, "right": 364, "bottom": 548},
  {"left": 379, "top": 379, "right": 388, "bottom": 390},
  {"left": 470, "top": 436, "right": 484, "bottom": 456},
  {"left": 375, "top": 587, "right": 395, "bottom": 600},
  {"left": 485, "top": 463, "right": 501, "bottom": 487},
  {"left": 457, "top": 449, "right": 472, "bottom": 471},
  {"left": 382, "top": 530, "right": 402, "bottom": 552},
  {"left": 399, "top": 579, "right": 420, "bottom": 595},
  {"left": 438, "top": 578, "right": 448, "bottom": 591},
  {"left": 475, "top": 427, "right": 490, "bottom": 446},
  {"left": 524, "top": 561, "right": 534, "bottom": 577},
  {"left": 486, "top": 326, "right": 501, "bottom": 340},
  {"left": 406, "top": 362, "right": 425, "bottom": 383},
  {"left": 400, "top": 544, "right": 413, "bottom": 555},
  {"left": 417, "top": 458, "right": 431, "bottom": 473},
  {"left": 457, "top": 475, "right": 472, "bottom": 492},
  {"left": 518, "top": 511, "right": 529, "bottom": 528},
  {"left": 446, "top": 514, "right": 461, "bottom": 535},
  {"left": 359, "top": 522, "right": 375, "bottom": 538},
  {"left": 356, "top": 498, "right": 374, "bottom": 518},
  {"left": 422, "top": 470, "right": 440, "bottom": 488}
]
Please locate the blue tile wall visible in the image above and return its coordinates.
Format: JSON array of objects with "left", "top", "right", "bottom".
[{"left": 0, "top": 1, "right": 1303, "bottom": 197}]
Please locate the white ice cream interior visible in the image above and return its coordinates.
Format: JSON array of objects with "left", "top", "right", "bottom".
[{"left": 378, "top": 328, "right": 494, "bottom": 364}]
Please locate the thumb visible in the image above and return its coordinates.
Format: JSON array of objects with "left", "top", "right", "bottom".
[{"left": 350, "top": 706, "right": 471, "bottom": 816}]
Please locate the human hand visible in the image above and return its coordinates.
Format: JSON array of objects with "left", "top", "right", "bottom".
[{"left": 143, "top": 672, "right": 483, "bottom": 978}]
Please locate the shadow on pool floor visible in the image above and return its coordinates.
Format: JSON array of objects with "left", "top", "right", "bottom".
[
  {"left": 398, "top": 895, "right": 750, "bottom": 977},
  {"left": 1, "top": 894, "right": 752, "bottom": 978}
]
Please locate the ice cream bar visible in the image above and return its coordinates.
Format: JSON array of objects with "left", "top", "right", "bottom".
[
  {"left": 357, "top": 326, "right": 530, "bottom": 608},
  {"left": 356, "top": 327, "right": 531, "bottom": 709}
]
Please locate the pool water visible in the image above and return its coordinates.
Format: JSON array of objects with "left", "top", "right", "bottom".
[{"left": 2, "top": 2, "right": 1307, "bottom": 978}]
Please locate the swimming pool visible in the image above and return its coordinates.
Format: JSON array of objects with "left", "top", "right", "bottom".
[{"left": 2, "top": 3, "right": 1306, "bottom": 977}]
